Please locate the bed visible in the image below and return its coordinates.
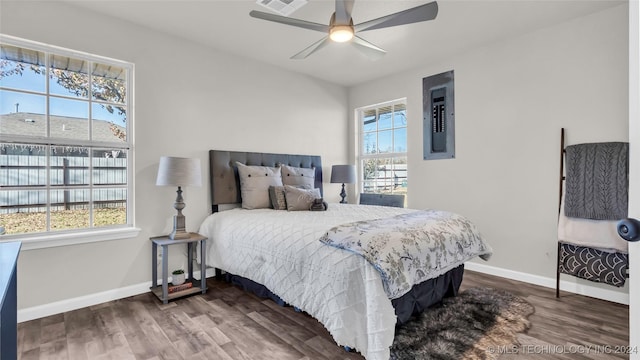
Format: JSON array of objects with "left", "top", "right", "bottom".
[{"left": 198, "top": 150, "right": 492, "bottom": 360}]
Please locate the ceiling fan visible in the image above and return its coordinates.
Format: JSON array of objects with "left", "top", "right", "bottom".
[{"left": 249, "top": 0, "right": 438, "bottom": 60}]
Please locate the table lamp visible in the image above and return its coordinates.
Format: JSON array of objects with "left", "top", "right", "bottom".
[
  {"left": 156, "top": 156, "right": 202, "bottom": 239},
  {"left": 330, "top": 164, "right": 356, "bottom": 204}
]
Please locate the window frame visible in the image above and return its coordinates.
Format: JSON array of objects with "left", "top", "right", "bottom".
[
  {"left": 356, "top": 98, "right": 408, "bottom": 197},
  {"left": 0, "top": 34, "right": 139, "bottom": 249}
]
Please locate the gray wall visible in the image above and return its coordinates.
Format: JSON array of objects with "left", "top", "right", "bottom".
[
  {"left": 349, "top": 4, "right": 629, "bottom": 295},
  {"left": 1, "top": 0, "right": 349, "bottom": 310}
]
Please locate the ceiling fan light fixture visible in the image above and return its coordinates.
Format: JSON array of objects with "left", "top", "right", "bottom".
[
  {"left": 250, "top": 0, "right": 439, "bottom": 59},
  {"left": 329, "top": 25, "right": 354, "bottom": 42}
]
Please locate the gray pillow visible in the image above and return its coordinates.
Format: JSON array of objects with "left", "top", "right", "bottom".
[
  {"left": 281, "top": 165, "right": 315, "bottom": 189},
  {"left": 268, "top": 185, "right": 287, "bottom": 210},
  {"left": 284, "top": 185, "right": 321, "bottom": 211},
  {"left": 236, "top": 162, "right": 283, "bottom": 209}
]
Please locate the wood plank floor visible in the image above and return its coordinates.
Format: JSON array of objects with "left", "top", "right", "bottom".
[{"left": 17, "top": 270, "right": 630, "bottom": 360}]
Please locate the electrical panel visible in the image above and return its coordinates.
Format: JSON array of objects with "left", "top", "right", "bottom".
[{"left": 423, "top": 71, "right": 455, "bottom": 160}]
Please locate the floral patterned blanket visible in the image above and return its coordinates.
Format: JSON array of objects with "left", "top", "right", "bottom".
[{"left": 319, "top": 209, "right": 493, "bottom": 299}]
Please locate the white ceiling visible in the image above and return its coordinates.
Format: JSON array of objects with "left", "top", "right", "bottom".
[{"left": 63, "top": 0, "right": 623, "bottom": 87}]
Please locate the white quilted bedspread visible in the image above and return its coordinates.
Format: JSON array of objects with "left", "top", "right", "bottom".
[{"left": 198, "top": 204, "right": 446, "bottom": 360}]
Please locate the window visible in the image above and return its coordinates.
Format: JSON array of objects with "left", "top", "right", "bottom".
[
  {"left": 357, "top": 99, "right": 407, "bottom": 197},
  {"left": 0, "top": 35, "right": 135, "bottom": 245}
]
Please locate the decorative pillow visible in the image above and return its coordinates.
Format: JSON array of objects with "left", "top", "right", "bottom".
[
  {"left": 236, "top": 162, "right": 283, "bottom": 209},
  {"left": 281, "top": 165, "right": 315, "bottom": 189},
  {"left": 268, "top": 185, "right": 287, "bottom": 210},
  {"left": 284, "top": 185, "right": 321, "bottom": 211}
]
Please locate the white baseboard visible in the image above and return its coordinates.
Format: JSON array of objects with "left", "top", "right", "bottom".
[
  {"left": 465, "top": 262, "right": 629, "bottom": 305},
  {"left": 18, "top": 268, "right": 218, "bottom": 323},
  {"left": 19, "top": 264, "right": 628, "bottom": 323}
]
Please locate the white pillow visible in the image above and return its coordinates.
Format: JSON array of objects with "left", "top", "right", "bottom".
[
  {"left": 236, "top": 162, "right": 283, "bottom": 209},
  {"left": 281, "top": 165, "right": 315, "bottom": 189},
  {"left": 284, "top": 185, "right": 321, "bottom": 211}
]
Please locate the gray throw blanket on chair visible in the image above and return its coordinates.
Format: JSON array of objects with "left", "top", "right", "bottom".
[{"left": 564, "top": 142, "right": 628, "bottom": 220}]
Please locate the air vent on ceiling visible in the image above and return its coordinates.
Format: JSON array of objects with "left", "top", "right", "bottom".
[{"left": 257, "top": 0, "right": 307, "bottom": 16}]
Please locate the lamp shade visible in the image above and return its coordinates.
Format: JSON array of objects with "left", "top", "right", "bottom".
[
  {"left": 155, "top": 156, "right": 202, "bottom": 187},
  {"left": 330, "top": 165, "right": 356, "bottom": 184}
]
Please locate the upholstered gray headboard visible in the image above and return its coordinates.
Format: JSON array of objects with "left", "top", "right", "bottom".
[{"left": 209, "top": 150, "right": 323, "bottom": 211}]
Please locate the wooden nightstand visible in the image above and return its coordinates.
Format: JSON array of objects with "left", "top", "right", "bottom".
[{"left": 150, "top": 232, "right": 208, "bottom": 304}]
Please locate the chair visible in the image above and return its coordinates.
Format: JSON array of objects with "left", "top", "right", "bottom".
[{"left": 359, "top": 193, "right": 405, "bottom": 208}]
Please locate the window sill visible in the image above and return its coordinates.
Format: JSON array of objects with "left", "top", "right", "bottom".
[{"left": 1, "top": 227, "right": 142, "bottom": 251}]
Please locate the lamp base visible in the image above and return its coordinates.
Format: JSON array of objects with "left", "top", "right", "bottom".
[
  {"left": 169, "top": 214, "right": 190, "bottom": 240},
  {"left": 339, "top": 183, "right": 348, "bottom": 204}
]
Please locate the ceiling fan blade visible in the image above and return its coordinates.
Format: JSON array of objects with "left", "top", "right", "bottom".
[
  {"left": 355, "top": 1, "right": 438, "bottom": 32},
  {"left": 250, "top": 10, "right": 329, "bottom": 33},
  {"left": 291, "top": 36, "right": 332, "bottom": 59},
  {"left": 334, "top": 0, "right": 355, "bottom": 24},
  {"left": 352, "top": 36, "right": 386, "bottom": 60}
]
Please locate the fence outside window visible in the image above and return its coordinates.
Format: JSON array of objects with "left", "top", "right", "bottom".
[{"left": 1, "top": 152, "right": 127, "bottom": 214}]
